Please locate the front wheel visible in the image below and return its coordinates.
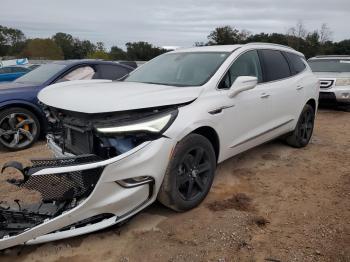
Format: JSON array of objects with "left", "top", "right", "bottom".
[
  {"left": 0, "top": 107, "right": 40, "bottom": 151},
  {"left": 285, "top": 104, "right": 315, "bottom": 148},
  {"left": 158, "top": 134, "right": 217, "bottom": 212}
]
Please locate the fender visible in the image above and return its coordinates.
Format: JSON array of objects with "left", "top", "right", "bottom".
[{"left": 0, "top": 99, "right": 47, "bottom": 133}]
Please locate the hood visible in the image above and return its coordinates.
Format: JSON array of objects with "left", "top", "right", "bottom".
[
  {"left": 0, "top": 81, "right": 37, "bottom": 91},
  {"left": 0, "top": 82, "right": 40, "bottom": 103},
  {"left": 38, "top": 80, "right": 203, "bottom": 113},
  {"left": 313, "top": 72, "right": 350, "bottom": 78}
]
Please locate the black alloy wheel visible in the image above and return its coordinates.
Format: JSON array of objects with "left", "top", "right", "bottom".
[
  {"left": 176, "top": 147, "right": 212, "bottom": 201},
  {"left": 158, "top": 134, "right": 216, "bottom": 211},
  {"left": 0, "top": 108, "right": 40, "bottom": 150},
  {"left": 286, "top": 104, "right": 315, "bottom": 148}
]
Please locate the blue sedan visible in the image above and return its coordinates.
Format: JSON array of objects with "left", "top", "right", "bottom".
[
  {"left": 0, "top": 60, "right": 134, "bottom": 150},
  {"left": 0, "top": 66, "right": 32, "bottom": 82}
]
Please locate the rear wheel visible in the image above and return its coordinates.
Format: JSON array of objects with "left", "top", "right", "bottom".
[
  {"left": 285, "top": 104, "right": 315, "bottom": 148},
  {"left": 158, "top": 134, "right": 216, "bottom": 211},
  {"left": 0, "top": 107, "right": 40, "bottom": 151}
]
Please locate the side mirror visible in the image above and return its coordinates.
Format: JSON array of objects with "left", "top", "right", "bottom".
[{"left": 227, "top": 76, "right": 258, "bottom": 98}]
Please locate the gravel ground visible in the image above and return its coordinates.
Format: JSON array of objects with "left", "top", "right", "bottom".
[{"left": 0, "top": 109, "right": 349, "bottom": 262}]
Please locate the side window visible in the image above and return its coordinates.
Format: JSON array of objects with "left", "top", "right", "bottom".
[
  {"left": 95, "top": 65, "right": 130, "bottom": 80},
  {"left": 1, "top": 67, "right": 11, "bottom": 73},
  {"left": 218, "top": 50, "right": 262, "bottom": 89},
  {"left": 284, "top": 52, "right": 306, "bottom": 75},
  {"left": 10, "top": 67, "right": 28, "bottom": 73},
  {"left": 259, "top": 50, "right": 291, "bottom": 82}
]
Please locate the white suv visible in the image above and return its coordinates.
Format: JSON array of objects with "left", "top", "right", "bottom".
[
  {"left": 0, "top": 43, "right": 319, "bottom": 249},
  {"left": 308, "top": 55, "right": 350, "bottom": 108}
]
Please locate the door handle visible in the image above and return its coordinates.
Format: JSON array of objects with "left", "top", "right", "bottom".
[
  {"left": 296, "top": 85, "right": 304, "bottom": 90},
  {"left": 260, "top": 93, "right": 270, "bottom": 98}
]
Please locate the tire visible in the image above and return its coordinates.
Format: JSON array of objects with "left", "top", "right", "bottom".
[
  {"left": 158, "top": 134, "right": 217, "bottom": 212},
  {"left": 285, "top": 104, "right": 315, "bottom": 148},
  {"left": 0, "top": 107, "right": 40, "bottom": 151}
]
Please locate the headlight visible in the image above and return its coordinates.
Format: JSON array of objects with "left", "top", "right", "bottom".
[
  {"left": 335, "top": 78, "right": 350, "bottom": 86},
  {"left": 96, "top": 110, "right": 177, "bottom": 134}
]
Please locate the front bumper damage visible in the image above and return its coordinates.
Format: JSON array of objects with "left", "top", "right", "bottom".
[{"left": 0, "top": 137, "right": 173, "bottom": 250}]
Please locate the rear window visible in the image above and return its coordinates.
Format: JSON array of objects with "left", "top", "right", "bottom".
[
  {"left": 308, "top": 59, "right": 350, "bottom": 72},
  {"left": 0, "top": 67, "right": 11, "bottom": 73},
  {"left": 95, "top": 65, "right": 131, "bottom": 80},
  {"left": 285, "top": 52, "right": 306, "bottom": 75},
  {"left": 10, "top": 67, "right": 29, "bottom": 73},
  {"left": 259, "top": 50, "right": 291, "bottom": 82}
]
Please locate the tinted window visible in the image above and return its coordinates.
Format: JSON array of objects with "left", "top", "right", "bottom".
[
  {"left": 308, "top": 59, "right": 350, "bottom": 72},
  {"left": 10, "top": 67, "right": 29, "bottom": 73},
  {"left": 218, "top": 50, "right": 262, "bottom": 89},
  {"left": 96, "top": 65, "right": 131, "bottom": 80},
  {"left": 259, "top": 50, "right": 291, "bottom": 82},
  {"left": 285, "top": 52, "right": 306, "bottom": 75},
  {"left": 0, "top": 67, "right": 11, "bottom": 73},
  {"left": 125, "top": 52, "right": 230, "bottom": 87}
]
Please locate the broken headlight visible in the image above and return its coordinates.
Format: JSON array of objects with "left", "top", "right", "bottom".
[{"left": 95, "top": 110, "right": 178, "bottom": 135}]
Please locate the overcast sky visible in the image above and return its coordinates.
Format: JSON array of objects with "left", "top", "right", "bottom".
[{"left": 1, "top": 0, "right": 349, "bottom": 49}]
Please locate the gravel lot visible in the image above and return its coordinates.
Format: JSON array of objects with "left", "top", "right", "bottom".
[{"left": 0, "top": 109, "right": 349, "bottom": 262}]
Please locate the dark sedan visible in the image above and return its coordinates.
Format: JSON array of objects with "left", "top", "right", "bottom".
[{"left": 0, "top": 60, "right": 134, "bottom": 150}]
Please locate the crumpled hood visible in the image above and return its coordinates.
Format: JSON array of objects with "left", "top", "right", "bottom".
[{"left": 38, "top": 80, "right": 203, "bottom": 113}]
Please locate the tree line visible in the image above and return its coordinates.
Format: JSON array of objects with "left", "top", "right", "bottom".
[
  {"left": 0, "top": 22, "right": 349, "bottom": 61},
  {"left": 199, "top": 22, "right": 349, "bottom": 59},
  {"left": 0, "top": 25, "right": 168, "bottom": 61}
]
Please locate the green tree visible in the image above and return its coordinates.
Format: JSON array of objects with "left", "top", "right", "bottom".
[
  {"left": 333, "top": 40, "right": 350, "bottom": 55},
  {"left": 0, "top": 25, "right": 26, "bottom": 56},
  {"left": 126, "top": 41, "right": 167, "bottom": 60},
  {"left": 87, "top": 50, "right": 109, "bottom": 59},
  {"left": 207, "top": 26, "right": 240, "bottom": 45},
  {"left": 21, "top": 38, "right": 64, "bottom": 59},
  {"left": 52, "top": 32, "right": 75, "bottom": 59},
  {"left": 72, "top": 39, "right": 96, "bottom": 59},
  {"left": 109, "top": 45, "right": 127, "bottom": 60}
]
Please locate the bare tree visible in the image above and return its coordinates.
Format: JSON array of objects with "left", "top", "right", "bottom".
[
  {"left": 238, "top": 29, "right": 251, "bottom": 42},
  {"left": 319, "top": 23, "right": 333, "bottom": 44},
  {"left": 287, "top": 21, "right": 307, "bottom": 39}
]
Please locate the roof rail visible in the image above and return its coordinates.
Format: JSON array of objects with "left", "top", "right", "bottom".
[
  {"left": 245, "top": 42, "right": 295, "bottom": 51},
  {"left": 313, "top": 55, "right": 350, "bottom": 58}
]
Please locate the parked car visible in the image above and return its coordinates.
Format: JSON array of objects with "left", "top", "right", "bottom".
[
  {"left": 308, "top": 55, "right": 350, "bottom": 108},
  {"left": 0, "top": 43, "right": 319, "bottom": 249},
  {"left": 0, "top": 65, "right": 32, "bottom": 82},
  {"left": 0, "top": 60, "right": 134, "bottom": 150}
]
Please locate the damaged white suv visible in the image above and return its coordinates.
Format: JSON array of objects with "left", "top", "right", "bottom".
[{"left": 0, "top": 43, "right": 319, "bottom": 249}]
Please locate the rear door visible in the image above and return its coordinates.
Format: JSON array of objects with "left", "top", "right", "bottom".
[
  {"left": 257, "top": 49, "right": 297, "bottom": 134},
  {"left": 284, "top": 52, "right": 309, "bottom": 113}
]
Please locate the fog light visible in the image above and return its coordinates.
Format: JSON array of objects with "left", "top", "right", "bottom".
[{"left": 341, "top": 93, "right": 350, "bottom": 99}]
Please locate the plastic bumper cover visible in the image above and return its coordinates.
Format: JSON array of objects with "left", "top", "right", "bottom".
[{"left": 0, "top": 137, "right": 174, "bottom": 250}]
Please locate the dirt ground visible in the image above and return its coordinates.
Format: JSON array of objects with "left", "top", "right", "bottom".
[{"left": 0, "top": 109, "right": 349, "bottom": 262}]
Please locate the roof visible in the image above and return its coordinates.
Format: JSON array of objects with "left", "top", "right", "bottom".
[
  {"left": 172, "top": 45, "right": 243, "bottom": 53},
  {"left": 171, "top": 42, "right": 302, "bottom": 56},
  {"left": 50, "top": 59, "right": 134, "bottom": 70},
  {"left": 309, "top": 55, "right": 350, "bottom": 60}
]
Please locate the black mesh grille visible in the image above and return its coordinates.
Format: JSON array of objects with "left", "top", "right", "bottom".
[
  {"left": 31, "top": 155, "right": 102, "bottom": 168},
  {"left": 22, "top": 167, "right": 103, "bottom": 202}
]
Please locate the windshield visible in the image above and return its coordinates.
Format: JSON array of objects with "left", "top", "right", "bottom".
[
  {"left": 14, "top": 64, "right": 66, "bottom": 85},
  {"left": 308, "top": 59, "right": 350, "bottom": 72},
  {"left": 125, "top": 52, "right": 230, "bottom": 87}
]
